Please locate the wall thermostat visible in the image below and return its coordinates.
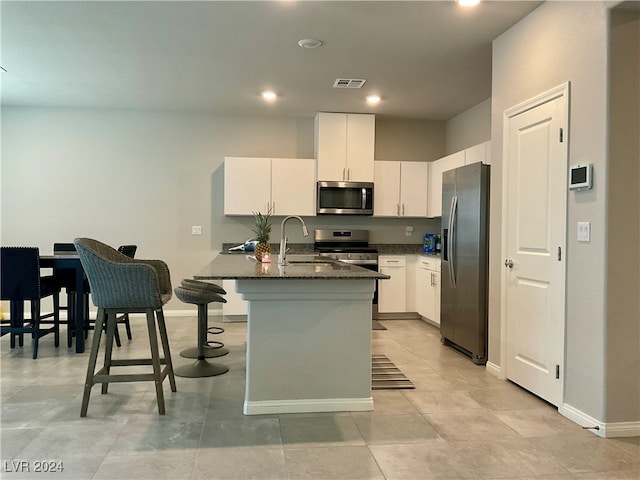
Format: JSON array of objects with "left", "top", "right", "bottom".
[{"left": 569, "top": 163, "right": 592, "bottom": 191}]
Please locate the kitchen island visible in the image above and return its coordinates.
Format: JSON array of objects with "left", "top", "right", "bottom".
[{"left": 195, "top": 254, "right": 389, "bottom": 415}]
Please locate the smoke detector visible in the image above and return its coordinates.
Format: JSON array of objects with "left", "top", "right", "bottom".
[{"left": 333, "top": 78, "right": 367, "bottom": 89}]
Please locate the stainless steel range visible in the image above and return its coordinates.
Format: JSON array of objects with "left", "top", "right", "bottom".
[{"left": 314, "top": 229, "right": 379, "bottom": 317}]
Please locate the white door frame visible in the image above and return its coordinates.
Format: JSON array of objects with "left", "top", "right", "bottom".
[{"left": 499, "top": 82, "right": 570, "bottom": 405}]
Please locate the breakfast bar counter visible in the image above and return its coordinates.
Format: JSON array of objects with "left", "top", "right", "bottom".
[{"left": 195, "top": 254, "right": 389, "bottom": 415}]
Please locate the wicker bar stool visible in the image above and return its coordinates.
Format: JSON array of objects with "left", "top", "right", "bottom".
[
  {"left": 174, "top": 283, "right": 229, "bottom": 378},
  {"left": 179, "top": 279, "right": 229, "bottom": 359}
]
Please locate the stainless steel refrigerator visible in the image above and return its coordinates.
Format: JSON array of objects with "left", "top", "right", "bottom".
[{"left": 441, "top": 162, "right": 490, "bottom": 365}]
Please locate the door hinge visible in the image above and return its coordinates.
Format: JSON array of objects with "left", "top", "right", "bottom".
[
  {"left": 557, "top": 246, "right": 562, "bottom": 261},
  {"left": 559, "top": 128, "right": 564, "bottom": 143},
  {"left": 556, "top": 365, "right": 560, "bottom": 379}
]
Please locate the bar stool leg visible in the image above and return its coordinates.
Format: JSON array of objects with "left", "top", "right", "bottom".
[
  {"left": 81, "top": 308, "right": 105, "bottom": 417},
  {"left": 146, "top": 309, "right": 166, "bottom": 415},
  {"left": 156, "top": 308, "right": 176, "bottom": 392},
  {"left": 174, "top": 303, "right": 228, "bottom": 378}
]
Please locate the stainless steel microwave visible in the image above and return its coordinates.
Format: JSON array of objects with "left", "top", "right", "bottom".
[{"left": 316, "top": 181, "right": 374, "bottom": 215}]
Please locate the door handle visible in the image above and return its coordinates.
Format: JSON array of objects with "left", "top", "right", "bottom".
[{"left": 504, "top": 259, "right": 514, "bottom": 269}]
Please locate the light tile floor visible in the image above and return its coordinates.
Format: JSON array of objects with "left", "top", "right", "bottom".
[{"left": 1, "top": 317, "right": 638, "bottom": 480}]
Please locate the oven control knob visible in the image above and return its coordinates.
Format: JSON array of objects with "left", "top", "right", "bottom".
[
  {"left": 366, "top": 254, "right": 371, "bottom": 260},
  {"left": 348, "top": 253, "right": 352, "bottom": 259},
  {"left": 332, "top": 254, "right": 338, "bottom": 260}
]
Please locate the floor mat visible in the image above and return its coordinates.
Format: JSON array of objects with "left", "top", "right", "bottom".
[{"left": 372, "top": 354, "right": 415, "bottom": 389}]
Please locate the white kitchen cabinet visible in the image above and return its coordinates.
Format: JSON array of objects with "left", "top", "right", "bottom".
[
  {"left": 464, "top": 140, "right": 491, "bottom": 166},
  {"left": 374, "top": 161, "right": 428, "bottom": 217},
  {"left": 224, "top": 157, "right": 315, "bottom": 216},
  {"left": 315, "top": 112, "right": 375, "bottom": 182},
  {"left": 427, "top": 151, "right": 465, "bottom": 217},
  {"left": 378, "top": 255, "right": 407, "bottom": 313},
  {"left": 416, "top": 256, "right": 441, "bottom": 325},
  {"left": 222, "top": 280, "right": 248, "bottom": 319}
]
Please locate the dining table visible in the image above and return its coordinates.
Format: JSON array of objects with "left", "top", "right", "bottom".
[{"left": 40, "top": 254, "right": 88, "bottom": 353}]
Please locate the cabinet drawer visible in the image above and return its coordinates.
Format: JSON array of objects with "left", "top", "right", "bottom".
[
  {"left": 418, "top": 257, "right": 440, "bottom": 271},
  {"left": 379, "top": 256, "right": 406, "bottom": 267}
]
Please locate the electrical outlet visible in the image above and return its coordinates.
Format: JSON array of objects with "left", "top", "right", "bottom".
[
  {"left": 192, "top": 225, "right": 202, "bottom": 235},
  {"left": 405, "top": 226, "right": 414, "bottom": 237}
]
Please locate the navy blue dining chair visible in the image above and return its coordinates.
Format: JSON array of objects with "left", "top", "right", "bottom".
[{"left": 1, "top": 247, "right": 61, "bottom": 358}]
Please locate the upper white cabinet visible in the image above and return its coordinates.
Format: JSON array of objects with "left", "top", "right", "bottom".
[
  {"left": 315, "top": 113, "right": 375, "bottom": 182},
  {"left": 427, "top": 151, "right": 465, "bottom": 218},
  {"left": 464, "top": 140, "right": 491, "bottom": 166},
  {"left": 374, "top": 161, "right": 428, "bottom": 217},
  {"left": 224, "top": 157, "right": 315, "bottom": 216},
  {"left": 426, "top": 141, "right": 490, "bottom": 217}
]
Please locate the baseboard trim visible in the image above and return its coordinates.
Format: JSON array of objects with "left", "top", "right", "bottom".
[
  {"left": 243, "top": 397, "right": 374, "bottom": 415},
  {"left": 485, "top": 361, "right": 505, "bottom": 379},
  {"left": 559, "top": 403, "right": 640, "bottom": 438}
]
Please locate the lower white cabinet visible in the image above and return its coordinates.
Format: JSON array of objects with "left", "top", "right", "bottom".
[
  {"left": 378, "top": 256, "right": 407, "bottom": 313},
  {"left": 222, "top": 279, "right": 248, "bottom": 317},
  {"left": 416, "top": 256, "right": 441, "bottom": 325}
]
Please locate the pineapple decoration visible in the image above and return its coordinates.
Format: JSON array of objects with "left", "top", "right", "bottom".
[{"left": 252, "top": 210, "right": 272, "bottom": 261}]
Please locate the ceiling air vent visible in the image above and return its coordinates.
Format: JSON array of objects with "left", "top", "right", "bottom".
[{"left": 333, "top": 78, "right": 367, "bottom": 89}]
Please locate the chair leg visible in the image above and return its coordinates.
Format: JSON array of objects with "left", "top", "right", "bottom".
[
  {"left": 67, "top": 293, "right": 75, "bottom": 348},
  {"left": 53, "top": 293, "right": 60, "bottom": 348},
  {"left": 81, "top": 308, "right": 105, "bottom": 417},
  {"left": 113, "top": 321, "right": 122, "bottom": 348},
  {"left": 101, "top": 312, "right": 117, "bottom": 395},
  {"left": 124, "top": 314, "right": 133, "bottom": 340},
  {"left": 156, "top": 308, "right": 176, "bottom": 392},
  {"left": 146, "top": 309, "right": 166, "bottom": 415},
  {"left": 31, "top": 300, "right": 40, "bottom": 359}
]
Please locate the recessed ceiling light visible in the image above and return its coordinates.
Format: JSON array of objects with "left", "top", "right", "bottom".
[
  {"left": 366, "top": 95, "right": 381, "bottom": 105},
  {"left": 457, "top": 0, "right": 480, "bottom": 6},
  {"left": 297, "top": 38, "right": 323, "bottom": 49},
  {"left": 261, "top": 91, "right": 278, "bottom": 102}
]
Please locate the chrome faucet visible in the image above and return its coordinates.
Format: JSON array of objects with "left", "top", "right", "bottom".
[{"left": 278, "top": 216, "right": 309, "bottom": 265}]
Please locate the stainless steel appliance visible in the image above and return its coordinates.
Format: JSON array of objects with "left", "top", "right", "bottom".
[
  {"left": 441, "top": 163, "right": 490, "bottom": 365},
  {"left": 315, "top": 229, "right": 379, "bottom": 316},
  {"left": 316, "top": 181, "right": 374, "bottom": 215}
]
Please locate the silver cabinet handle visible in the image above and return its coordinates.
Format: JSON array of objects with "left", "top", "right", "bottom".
[
  {"left": 504, "top": 259, "right": 514, "bottom": 269},
  {"left": 343, "top": 167, "right": 346, "bottom": 180},
  {"left": 402, "top": 203, "right": 405, "bottom": 216}
]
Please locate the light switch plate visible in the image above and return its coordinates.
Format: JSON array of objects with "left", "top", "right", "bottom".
[
  {"left": 192, "top": 225, "right": 202, "bottom": 235},
  {"left": 577, "top": 222, "right": 590, "bottom": 242}
]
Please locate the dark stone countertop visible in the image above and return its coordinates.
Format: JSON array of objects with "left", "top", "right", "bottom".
[{"left": 196, "top": 254, "right": 389, "bottom": 280}]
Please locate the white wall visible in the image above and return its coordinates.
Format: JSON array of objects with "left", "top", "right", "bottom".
[
  {"left": 1, "top": 107, "right": 442, "bottom": 312},
  {"left": 492, "top": 1, "right": 639, "bottom": 427},
  {"left": 444, "top": 98, "right": 491, "bottom": 155}
]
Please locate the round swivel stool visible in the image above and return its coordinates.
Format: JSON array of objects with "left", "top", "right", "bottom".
[
  {"left": 179, "top": 279, "right": 229, "bottom": 359},
  {"left": 173, "top": 285, "right": 229, "bottom": 378}
]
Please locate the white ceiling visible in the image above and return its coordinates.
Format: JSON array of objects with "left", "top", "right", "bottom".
[{"left": 0, "top": 1, "right": 544, "bottom": 120}]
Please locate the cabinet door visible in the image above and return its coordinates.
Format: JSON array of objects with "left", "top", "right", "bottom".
[
  {"left": 271, "top": 158, "right": 316, "bottom": 216},
  {"left": 427, "top": 151, "right": 465, "bottom": 217},
  {"left": 400, "top": 162, "right": 428, "bottom": 217},
  {"left": 316, "top": 113, "right": 347, "bottom": 181},
  {"left": 465, "top": 142, "right": 487, "bottom": 165},
  {"left": 378, "top": 256, "right": 407, "bottom": 313},
  {"left": 345, "top": 114, "right": 375, "bottom": 181},
  {"left": 415, "top": 265, "right": 430, "bottom": 318},
  {"left": 224, "top": 157, "right": 271, "bottom": 215},
  {"left": 222, "top": 280, "right": 248, "bottom": 316},
  {"left": 373, "top": 162, "right": 401, "bottom": 216},
  {"left": 432, "top": 271, "right": 441, "bottom": 325}
]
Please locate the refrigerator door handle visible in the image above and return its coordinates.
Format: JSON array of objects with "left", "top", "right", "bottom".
[{"left": 448, "top": 195, "right": 458, "bottom": 289}]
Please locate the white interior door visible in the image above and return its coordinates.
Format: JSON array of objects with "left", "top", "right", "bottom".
[{"left": 503, "top": 85, "right": 568, "bottom": 407}]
